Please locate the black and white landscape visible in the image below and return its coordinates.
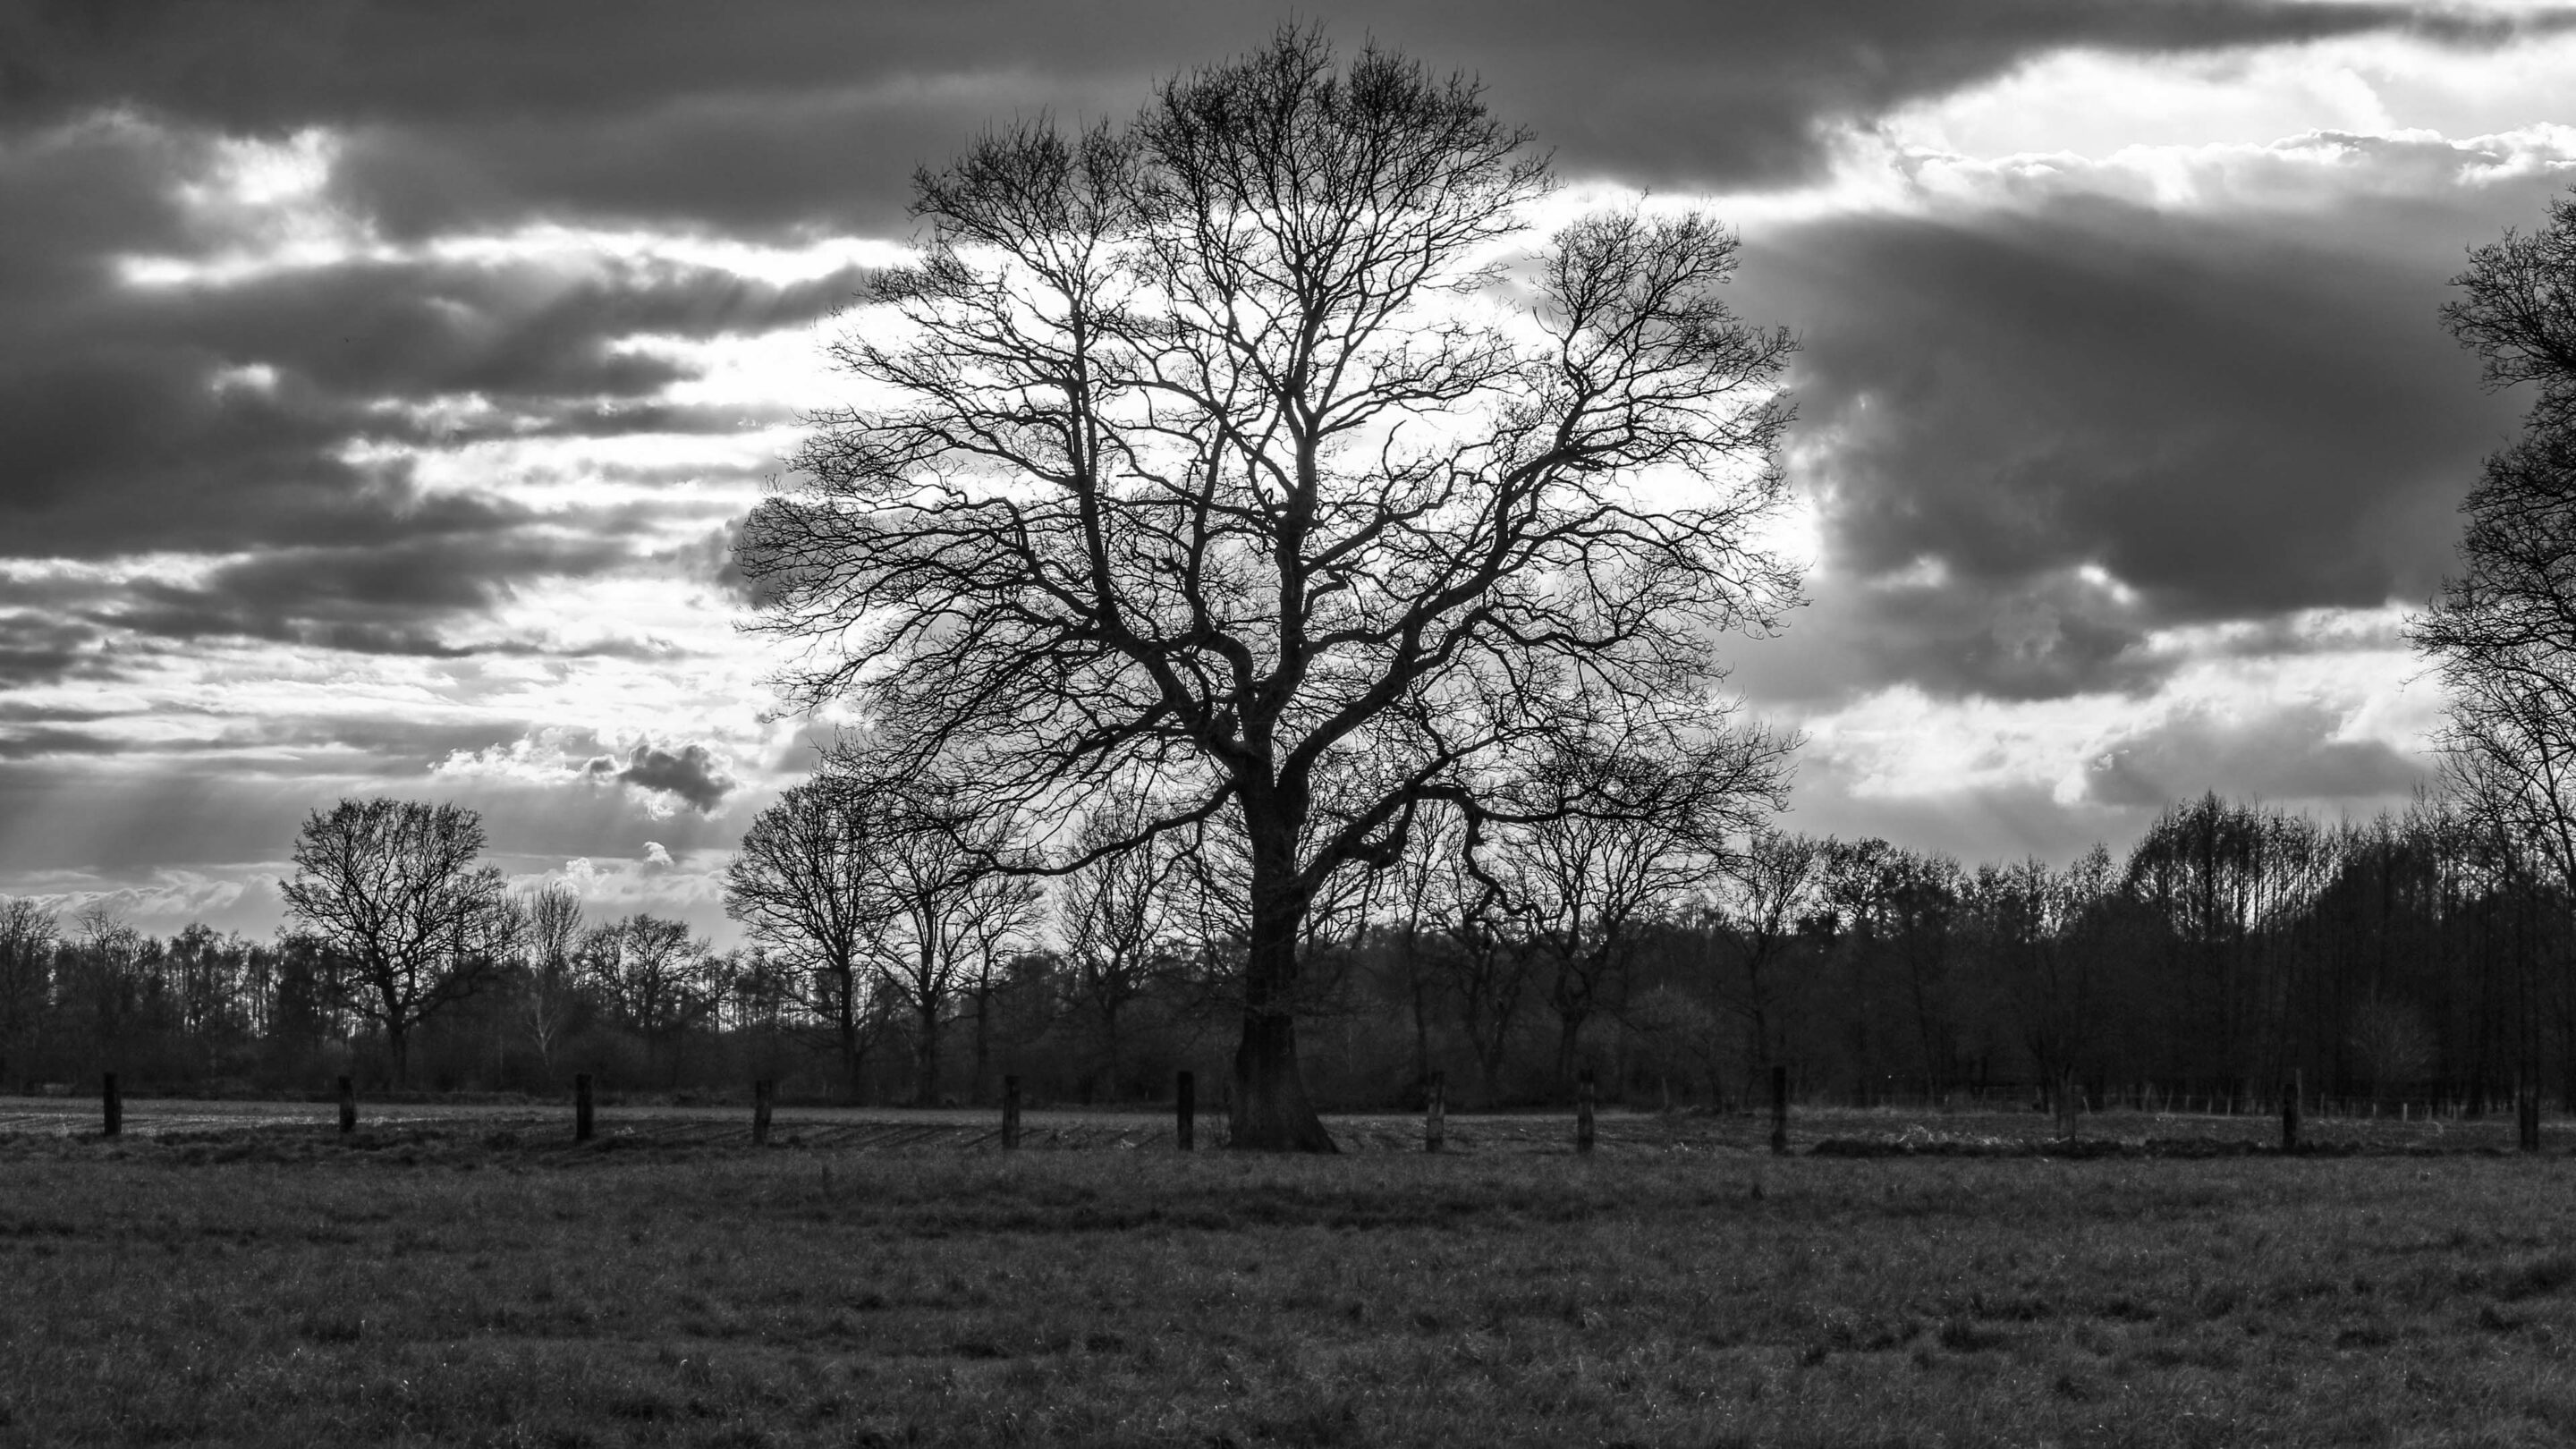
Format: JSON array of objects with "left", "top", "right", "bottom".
[{"left": 4, "top": 4, "right": 2576, "bottom": 1444}]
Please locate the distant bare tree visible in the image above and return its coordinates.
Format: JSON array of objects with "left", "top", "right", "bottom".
[
  {"left": 1967, "top": 850, "right": 2119, "bottom": 1103},
  {"left": 280, "top": 798, "right": 510, "bottom": 1085},
  {"left": 853, "top": 775, "right": 1045, "bottom": 1106},
  {"left": 1714, "top": 828, "right": 1824, "bottom": 1093},
  {"left": 519, "top": 883, "right": 585, "bottom": 1077},
  {"left": 1419, "top": 819, "right": 1534, "bottom": 1107},
  {"left": 741, "top": 30, "right": 1798, "bottom": 1147},
  {"left": 580, "top": 913, "right": 719, "bottom": 1081},
  {"left": 1057, "top": 790, "right": 1189, "bottom": 1100},
  {"left": 724, "top": 776, "right": 891, "bottom": 1103},
  {"left": 0, "top": 897, "right": 55, "bottom": 1091},
  {"left": 60, "top": 907, "right": 152, "bottom": 1072},
  {"left": 1496, "top": 745, "right": 1759, "bottom": 1089},
  {"left": 163, "top": 923, "right": 250, "bottom": 1043}
]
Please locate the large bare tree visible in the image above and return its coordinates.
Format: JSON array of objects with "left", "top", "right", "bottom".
[
  {"left": 2417, "top": 186, "right": 2576, "bottom": 968},
  {"left": 2441, "top": 185, "right": 2576, "bottom": 432},
  {"left": 281, "top": 798, "right": 512, "bottom": 1085},
  {"left": 741, "top": 29, "right": 1798, "bottom": 1148}
]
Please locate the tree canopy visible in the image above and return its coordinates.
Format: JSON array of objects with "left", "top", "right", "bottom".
[
  {"left": 2417, "top": 185, "right": 2576, "bottom": 911},
  {"left": 279, "top": 797, "right": 513, "bottom": 1084},
  {"left": 741, "top": 27, "right": 1799, "bottom": 1148}
]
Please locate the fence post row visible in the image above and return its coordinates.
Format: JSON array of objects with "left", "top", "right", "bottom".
[
  {"left": 752, "top": 1078, "right": 774, "bottom": 1147},
  {"left": 1575, "top": 1068, "right": 1596, "bottom": 1156},
  {"left": 574, "top": 1072, "right": 594, "bottom": 1143},
  {"left": 101, "top": 1072, "right": 120, "bottom": 1139},
  {"left": 1176, "top": 1070, "right": 1195, "bottom": 1152},
  {"left": 337, "top": 1075, "right": 356, "bottom": 1135},
  {"left": 1001, "top": 1075, "right": 1021, "bottom": 1151},
  {"left": 1425, "top": 1070, "right": 1446, "bottom": 1155}
]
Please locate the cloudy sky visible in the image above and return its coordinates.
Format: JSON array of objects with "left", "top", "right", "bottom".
[{"left": 3, "top": 0, "right": 2570, "bottom": 943}]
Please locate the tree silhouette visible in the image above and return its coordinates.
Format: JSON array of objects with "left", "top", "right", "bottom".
[
  {"left": 854, "top": 776, "right": 1044, "bottom": 1107},
  {"left": 741, "top": 28, "right": 1798, "bottom": 1148},
  {"left": 724, "top": 776, "right": 890, "bottom": 1103},
  {"left": 2418, "top": 185, "right": 2576, "bottom": 1069},
  {"left": 518, "top": 883, "right": 585, "bottom": 1079},
  {"left": 281, "top": 798, "right": 511, "bottom": 1085},
  {"left": 1056, "top": 787, "right": 1191, "bottom": 1101},
  {"left": 0, "top": 898, "right": 55, "bottom": 1093},
  {"left": 1713, "top": 828, "right": 1825, "bottom": 1096},
  {"left": 580, "top": 913, "right": 720, "bottom": 1084}
]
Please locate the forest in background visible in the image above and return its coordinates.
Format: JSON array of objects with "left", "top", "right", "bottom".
[{"left": 0, "top": 789, "right": 2557, "bottom": 1115}]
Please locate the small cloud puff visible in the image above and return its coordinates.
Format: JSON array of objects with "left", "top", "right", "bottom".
[
  {"left": 586, "top": 741, "right": 735, "bottom": 816},
  {"left": 438, "top": 727, "right": 737, "bottom": 817}
]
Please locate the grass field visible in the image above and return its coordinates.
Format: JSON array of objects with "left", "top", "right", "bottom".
[{"left": 4, "top": 1113, "right": 2575, "bottom": 1446}]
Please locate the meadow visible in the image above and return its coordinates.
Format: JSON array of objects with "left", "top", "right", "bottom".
[{"left": 2, "top": 1109, "right": 2573, "bottom": 1447}]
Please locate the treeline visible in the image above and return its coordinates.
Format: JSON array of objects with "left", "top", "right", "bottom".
[
  {"left": 1310, "top": 792, "right": 2560, "bottom": 1114},
  {"left": 0, "top": 791, "right": 2560, "bottom": 1110}
]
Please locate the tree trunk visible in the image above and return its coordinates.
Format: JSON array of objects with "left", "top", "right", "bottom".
[
  {"left": 1409, "top": 968, "right": 1430, "bottom": 1088},
  {"left": 833, "top": 962, "right": 864, "bottom": 1106},
  {"left": 971, "top": 986, "right": 993, "bottom": 1105},
  {"left": 1474, "top": 1038, "right": 1506, "bottom": 1110},
  {"left": 1554, "top": 1008, "right": 1587, "bottom": 1092},
  {"left": 915, "top": 994, "right": 940, "bottom": 1106},
  {"left": 1102, "top": 1002, "right": 1123, "bottom": 1102},
  {"left": 1229, "top": 844, "right": 1336, "bottom": 1153}
]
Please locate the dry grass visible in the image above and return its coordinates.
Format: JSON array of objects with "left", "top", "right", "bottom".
[{"left": 4, "top": 1123, "right": 2576, "bottom": 1445}]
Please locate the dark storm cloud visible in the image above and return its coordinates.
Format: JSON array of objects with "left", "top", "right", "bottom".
[
  {"left": 0, "top": 91, "right": 862, "bottom": 566},
  {"left": 0, "top": 97, "right": 852, "bottom": 663},
  {"left": 135, "top": 257, "right": 868, "bottom": 408},
  {"left": 0, "top": 235, "right": 860, "bottom": 563},
  {"left": 587, "top": 741, "right": 735, "bottom": 814},
  {"left": 90, "top": 520, "right": 669, "bottom": 657},
  {"left": 0, "top": 613, "right": 109, "bottom": 686},
  {"left": 1736, "top": 156, "right": 2556, "bottom": 704},
  {"left": 2081, "top": 702, "right": 2428, "bottom": 808},
  {"left": 662, "top": 519, "right": 758, "bottom": 610},
  {"left": 5, "top": 1, "right": 2566, "bottom": 234}
]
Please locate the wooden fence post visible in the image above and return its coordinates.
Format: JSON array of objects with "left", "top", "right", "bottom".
[
  {"left": 574, "top": 1073, "right": 594, "bottom": 1143},
  {"left": 1769, "top": 1064, "right": 1789, "bottom": 1156},
  {"left": 752, "top": 1079, "right": 774, "bottom": 1147},
  {"left": 337, "top": 1075, "right": 356, "bottom": 1135},
  {"left": 101, "top": 1072, "right": 120, "bottom": 1138},
  {"left": 1576, "top": 1068, "right": 1597, "bottom": 1155},
  {"left": 1001, "top": 1074, "right": 1021, "bottom": 1150},
  {"left": 1426, "top": 1071, "right": 1446, "bottom": 1154},
  {"left": 1176, "top": 1070, "right": 1195, "bottom": 1152},
  {"left": 2281, "top": 1069, "right": 2301, "bottom": 1154}
]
